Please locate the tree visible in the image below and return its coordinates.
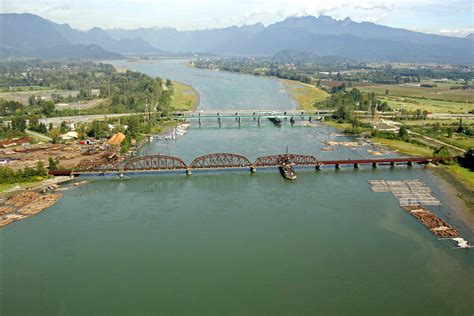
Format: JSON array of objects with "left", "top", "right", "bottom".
[
  {"left": 398, "top": 126, "right": 409, "bottom": 141},
  {"left": 36, "top": 160, "right": 47, "bottom": 177},
  {"left": 28, "top": 95, "right": 36, "bottom": 107},
  {"left": 59, "top": 121, "right": 68, "bottom": 133},
  {"left": 49, "top": 128, "right": 60, "bottom": 144},
  {"left": 447, "top": 128, "right": 454, "bottom": 138},
  {"left": 48, "top": 157, "right": 58, "bottom": 171},
  {"left": 11, "top": 116, "right": 26, "bottom": 132},
  {"left": 37, "top": 123, "right": 48, "bottom": 134},
  {"left": 456, "top": 118, "right": 464, "bottom": 133},
  {"left": 41, "top": 101, "right": 55, "bottom": 116},
  {"left": 433, "top": 146, "right": 452, "bottom": 164},
  {"left": 28, "top": 114, "right": 39, "bottom": 131}
]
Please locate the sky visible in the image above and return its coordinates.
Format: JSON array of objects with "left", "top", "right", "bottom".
[{"left": 2, "top": 0, "right": 473, "bottom": 36}]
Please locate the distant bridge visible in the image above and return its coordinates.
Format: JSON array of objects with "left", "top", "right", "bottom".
[
  {"left": 171, "top": 109, "right": 403, "bottom": 122},
  {"left": 65, "top": 153, "right": 449, "bottom": 177}
]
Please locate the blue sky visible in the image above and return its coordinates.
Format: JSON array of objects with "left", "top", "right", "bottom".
[{"left": 2, "top": 0, "right": 473, "bottom": 36}]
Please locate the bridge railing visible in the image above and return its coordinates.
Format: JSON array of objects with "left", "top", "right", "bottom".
[{"left": 72, "top": 153, "right": 450, "bottom": 174}]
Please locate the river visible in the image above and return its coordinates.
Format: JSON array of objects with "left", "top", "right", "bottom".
[{"left": 1, "top": 59, "right": 473, "bottom": 315}]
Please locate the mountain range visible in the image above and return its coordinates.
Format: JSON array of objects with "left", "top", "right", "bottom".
[{"left": 1, "top": 13, "right": 472, "bottom": 63}]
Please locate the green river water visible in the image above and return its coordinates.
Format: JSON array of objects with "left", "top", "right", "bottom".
[{"left": 1, "top": 60, "right": 473, "bottom": 315}]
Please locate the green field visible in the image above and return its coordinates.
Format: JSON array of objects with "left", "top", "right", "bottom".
[
  {"left": 279, "top": 79, "right": 329, "bottom": 110},
  {"left": 378, "top": 96, "right": 472, "bottom": 113},
  {"left": 170, "top": 81, "right": 199, "bottom": 111},
  {"left": 359, "top": 83, "right": 474, "bottom": 104},
  {"left": 370, "top": 138, "right": 434, "bottom": 156}
]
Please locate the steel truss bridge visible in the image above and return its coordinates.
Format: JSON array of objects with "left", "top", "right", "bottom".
[{"left": 70, "top": 153, "right": 447, "bottom": 176}]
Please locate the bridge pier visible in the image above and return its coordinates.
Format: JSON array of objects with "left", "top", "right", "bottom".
[
  {"left": 315, "top": 164, "right": 322, "bottom": 171},
  {"left": 390, "top": 161, "right": 396, "bottom": 167},
  {"left": 335, "top": 164, "right": 340, "bottom": 169},
  {"left": 372, "top": 162, "right": 377, "bottom": 168},
  {"left": 407, "top": 161, "right": 413, "bottom": 166},
  {"left": 354, "top": 163, "right": 359, "bottom": 169},
  {"left": 250, "top": 166, "right": 257, "bottom": 173},
  {"left": 186, "top": 169, "right": 192, "bottom": 176}
]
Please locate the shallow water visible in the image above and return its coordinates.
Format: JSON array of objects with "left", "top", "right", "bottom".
[
  {"left": 110, "top": 59, "right": 296, "bottom": 110},
  {"left": 1, "top": 61, "right": 473, "bottom": 315}
]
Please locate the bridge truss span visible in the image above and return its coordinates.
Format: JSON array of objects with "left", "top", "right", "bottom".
[
  {"left": 74, "top": 160, "right": 121, "bottom": 173},
  {"left": 190, "top": 153, "right": 252, "bottom": 169},
  {"left": 254, "top": 154, "right": 318, "bottom": 167},
  {"left": 124, "top": 154, "right": 187, "bottom": 171}
]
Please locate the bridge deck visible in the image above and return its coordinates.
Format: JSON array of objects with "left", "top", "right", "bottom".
[{"left": 60, "top": 154, "right": 446, "bottom": 177}]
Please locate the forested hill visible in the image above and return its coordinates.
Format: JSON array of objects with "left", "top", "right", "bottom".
[
  {"left": 0, "top": 14, "right": 122, "bottom": 59},
  {"left": 107, "top": 15, "right": 473, "bottom": 64},
  {"left": 1, "top": 13, "right": 472, "bottom": 63}
]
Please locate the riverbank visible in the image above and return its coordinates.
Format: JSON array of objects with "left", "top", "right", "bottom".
[
  {"left": 277, "top": 78, "right": 329, "bottom": 110},
  {"left": 324, "top": 120, "right": 474, "bottom": 221},
  {"left": 170, "top": 81, "right": 199, "bottom": 111}
]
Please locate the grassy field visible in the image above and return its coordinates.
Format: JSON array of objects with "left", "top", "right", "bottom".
[
  {"left": 114, "top": 65, "right": 130, "bottom": 73},
  {"left": 0, "top": 181, "right": 44, "bottom": 194},
  {"left": 0, "top": 89, "right": 79, "bottom": 105},
  {"left": 443, "top": 164, "right": 474, "bottom": 190},
  {"left": 170, "top": 81, "right": 199, "bottom": 111},
  {"left": 279, "top": 79, "right": 329, "bottom": 110},
  {"left": 370, "top": 138, "right": 434, "bottom": 156},
  {"left": 359, "top": 84, "right": 474, "bottom": 104},
  {"left": 377, "top": 96, "right": 472, "bottom": 113},
  {"left": 321, "top": 120, "right": 353, "bottom": 131}
]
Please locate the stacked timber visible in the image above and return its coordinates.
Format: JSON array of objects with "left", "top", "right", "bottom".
[
  {"left": 17, "top": 194, "right": 62, "bottom": 216},
  {"left": 401, "top": 205, "right": 460, "bottom": 238},
  {"left": 0, "top": 191, "right": 62, "bottom": 228},
  {"left": 5, "top": 191, "right": 41, "bottom": 208}
]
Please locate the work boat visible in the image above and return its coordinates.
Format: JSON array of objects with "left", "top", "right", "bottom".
[
  {"left": 279, "top": 159, "right": 297, "bottom": 180},
  {"left": 268, "top": 117, "right": 282, "bottom": 126}
]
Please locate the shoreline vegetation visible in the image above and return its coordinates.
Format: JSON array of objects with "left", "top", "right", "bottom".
[
  {"left": 322, "top": 119, "right": 474, "bottom": 216},
  {"left": 169, "top": 81, "right": 199, "bottom": 111},
  {"left": 277, "top": 78, "right": 329, "bottom": 110}
]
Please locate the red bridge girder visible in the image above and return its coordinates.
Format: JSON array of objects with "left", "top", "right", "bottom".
[
  {"left": 254, "top": 154, "right": 318, "bottom": 167},
  {"left": 190, "top": 153, "right": 252, "bottom": 169},
  {"left": 124, "top": 154, "right": 187, "bottom": 170},
  {"left": 74, "top": 160, "right": 120, "bottom": 173}
]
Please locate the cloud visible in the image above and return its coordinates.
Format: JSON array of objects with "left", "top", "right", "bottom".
[
  {"left": 44, "top": 4, "right": 72, "bottom": 13},
  {"left": 439, "top": 28, "right": 474, "bottom": 37},
  {"left": 353, "top": 1, "right": 393, "bottom": 11}
]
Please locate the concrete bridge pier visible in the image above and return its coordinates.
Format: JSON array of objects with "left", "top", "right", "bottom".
[
  {"left": 407, "top": 161, "right": 413, "bottom": 166},
  {"left": 390, "top": 161, "right": 396, "bottom": 167},
  {"left": 335, "top": 164, "right": 340, "bottom": 169},
  {"left": 250, "top": 166, "right": 257, "bottom": 173},
  {"left": 186, "top": 169, "right": 192, "bottom": 176},
  {"left": 315, "top": 164, "right": 322, "bottom": 171},
  {"left": 354, "top": 163, "right": 359, "bottom": 169},
  {"left": 372, "top": 162, "right": 378, "bottom": 168}
]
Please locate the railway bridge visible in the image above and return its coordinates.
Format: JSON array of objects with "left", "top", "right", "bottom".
[{"left": 68, "top": 153, "right": 447, "bottom": 177}]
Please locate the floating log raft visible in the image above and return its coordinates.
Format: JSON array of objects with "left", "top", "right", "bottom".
[
  {"left": 17, "top": 194, "right": 62, "bottom": 216},
  {"left": 5, "top": 191, "right": 42, "bottom": 208},
  {"left": 369, "top": 179, "right": 471, "bottom": 246},
  {"left": 400, "top": 205, "right": 460, "bottom": 238},
  {"left": 0, "top": 191, "right": 62, "bottom": 228}
]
